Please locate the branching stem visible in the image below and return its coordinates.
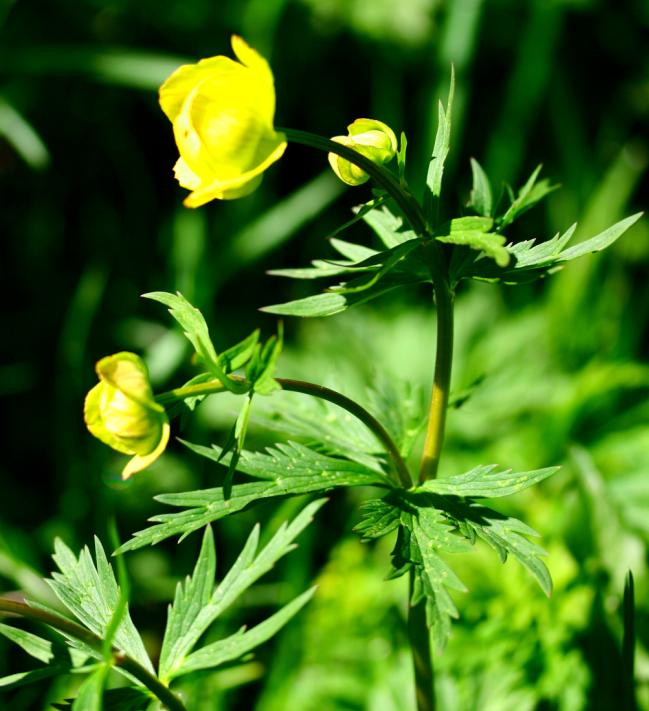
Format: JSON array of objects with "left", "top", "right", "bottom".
[{"left": 0, "top": 597, "right": 187, "bottom": 711}]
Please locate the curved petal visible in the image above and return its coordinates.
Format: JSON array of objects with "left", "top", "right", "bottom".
[
  {"left": 159, "top": 56, "right": 239, "bottom": 122},
  {"left": 183, "top": 136, "right": 286, "bottom": 207},
  {"left": 230, "top": 35, "right": 276, "bottom": 124},
  {"left": 122, "top": 420, "right": 170, "bottom": 480}
]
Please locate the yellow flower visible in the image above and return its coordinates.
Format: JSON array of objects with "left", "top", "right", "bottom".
[
  {"left": 328, "top": 118, "right": 398, "bottom": 186},
  {"left": 159, "top": 35, "right": 287, "bottom": 207},
  {"left": 84, "top": 352, "right": 170, "bottom": 479}
]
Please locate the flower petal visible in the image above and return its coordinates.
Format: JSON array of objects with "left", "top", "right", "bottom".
[
  {"left": 182, "top": 136, "right": 286, "bottom": 207},
  {"left": 122, "top": 421, "right": 170, "bottom": 480}
]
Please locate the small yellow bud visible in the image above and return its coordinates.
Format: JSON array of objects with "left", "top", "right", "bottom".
[
  {"left": 328, "top": 118, "right": 398, "bottom": 186},
  {"left": 159, "top": 35, "right": 287, "bottom": 207},
  {"left": 84, "top": 352, "right": 170, "bottom": 479}
]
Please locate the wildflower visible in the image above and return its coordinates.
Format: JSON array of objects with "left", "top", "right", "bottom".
[
  {"left": 84, "top": 352, "right": 169, "bottom": 479},
  {"left": 159, "top": 35, "right": 287, "bottom": 207},
  {"left": 328, "top": 118, "right": 398, "bottom": 186}
]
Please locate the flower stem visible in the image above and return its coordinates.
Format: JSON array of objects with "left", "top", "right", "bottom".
[
  {"left": 408, "top": 572, "right": 436, "bottom": 711},
  {"left": 156, "top": 375, "right": 412, "bottom": 488},
  {"left": 281, "top": 126, "right": 453, "bottom": 710},
  {"left": 0, "top": 597, "right": 187, "bottom": 711},
  {"left": 418, "top": 244, "right": 454, "bottom": 483}
]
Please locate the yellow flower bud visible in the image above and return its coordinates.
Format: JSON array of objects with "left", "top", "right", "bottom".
[
  {"left": 328, "top": 118, "right": 398, "bottom": 186},
  {"left": 159, "top": 35, "right": 287, "bottom": 207},
  {"left": 84, "top": 352, "right": 170, "bottom": 479}
]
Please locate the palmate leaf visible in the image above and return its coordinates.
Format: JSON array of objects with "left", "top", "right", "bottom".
[
  {"left": 354, "top": 460, "right": 558, "bottom": 647},
  {"left": 158, "top": 500, "right": 324, "bottom": 683},
  {"left": 117, "top": 442, "right": 392, "bottom": 553},
  {"left": 46, "top": 538, "right": 153, "bottom": 674}
]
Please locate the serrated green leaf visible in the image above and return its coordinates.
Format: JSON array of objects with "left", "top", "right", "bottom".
[
  {"left": 498, "top": 165, "right": 559, "bottom": 229},
  {"left": 425, "top": 66, "right": 455, "bottom": 223},
  {"left": 437, "top": 230, "right": 510, "bottom": 267},
  {"left": 160, "top": 501, "right": 325, "bottom": 682},
  {"left": 261, "top": 292, "right": 349, "bottom": 317},
  {"left": 217, "top": 330, "right": 260, "bottom": 372},
  {"left": 329, "top": 240, "right": 421, "bottom": 295},
  {"left": 420, "top": 464, "right": 559, "bottom": 498},
  {"left": 411, "top": 514, "right": 466, "bottom": 650},
  {"left": 261, "top": 270, "right": 427, "bottom": 318},
  {"left": 366, "top": 376, "right": 425, "bottom": 457},
  {"left": 159, "top": 526, "right": 216, "bottom": 682},
  {"left": 508, "top": 224, "right": 577, "bottom": 269},
  {"left": 386, "top": 521, "right": 415, "bottom": 581},
  {"left": 178, "top": 587, "right": 315, "bottom": 676},
  {"left": 362, "top": 206, "right": 416, "bottom": 248},
  {"left": 47, "top": 538, "right": 153, "bottom": 673},
  {"left": 0, "top": 623, "right": 54, "bottom": 664},
  {"left": 144, "top": 291, "right": 247, "bottom": 394},
  {"left": 144, "top": 291, "right": 219, "bottom": 370},
  {"left": 469, "top": 158, "right": 493, "bottom": 216},
  {"left": 557, "top": 212, "right": 643, "bottom": 261},
  {"left": 117, "top": 446, "right": 389, "bottom": 553},
  {"left": 268, "top": 238, "right": 379, "bottom": 280},
  {"left": 249, "top": 393, "right": 385, "bottom": 472},
  {"left": 249, "top": 326, "right": 283, "bottom": 395},
  {"left": 437, "top": 498, "right": 552, "bottom": 595},
  {"left": 354, "top": 498, "right": 401, "bottom": 541}
]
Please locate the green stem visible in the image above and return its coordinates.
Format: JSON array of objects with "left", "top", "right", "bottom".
[
  {"left": 156, "top": 376, "right": 412, "bottom": 488},
  {"left": 418, "top": 245, "right": 454, "bottom": 482},
  {"left": 282, "top": 126, "right": 451, "bottom": 710},
  {"left": 0, "top": 598, "right": 187, "bottom": 711},
  {"left": 408, "top": 571, "right": 435, "bottom": 711}
]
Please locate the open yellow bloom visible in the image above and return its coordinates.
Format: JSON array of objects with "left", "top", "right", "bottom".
[
  {"left": 159, "top": 35, "right": 287, "bottom": 207},
  {"left": 328, "top": 118, "right": 398, "bottom": 186},
  {"left": 84, "top": 352, "right": 170, "bottom": 479}
]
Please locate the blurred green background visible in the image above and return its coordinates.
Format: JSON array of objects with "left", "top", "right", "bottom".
[{"left": 1, "top": 0, "right": 648, "bottom": 708}]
